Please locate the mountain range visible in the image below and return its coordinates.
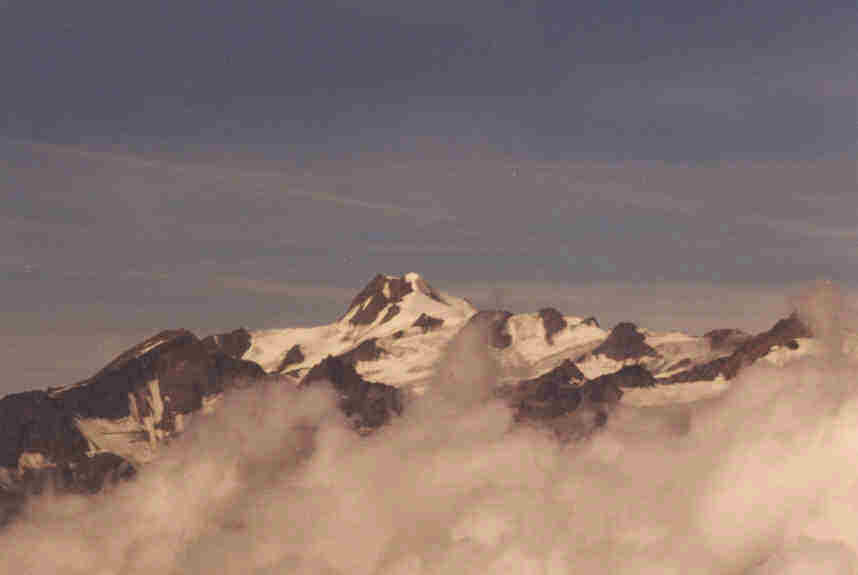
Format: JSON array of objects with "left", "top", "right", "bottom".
[{"left": 0, "top": 272, "right": 835, "bottom": 526}]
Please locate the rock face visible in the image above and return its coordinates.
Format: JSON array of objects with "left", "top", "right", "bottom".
[
  {"left": 201, "top": 328, "right": 252, "bottom": 359},
  {"left": 669, "top": 314, "right": 812, "bottom": 383},
  {"left": 703, "top": 328, "right": 751, "bottom": 352},
  {"left": 592, "top": 322, "right": 658, "bottom": 361},
  {"left": 380, "top": 304, "right": 401, "bottom": 324},
  {"left": 511, "top": 360, "right": 587, "bottom": 420},
  {"left": 462, "top": 310, "right": 514, "bottom": 349},
  {"left": 341, "top": 273, "right": 450, "bottom": 326},
  {"left": 0, "top": 329, "right": 267, "bottom": 493},
  {"left": 343, "top": 274, "right": 414, "bottom": 326},
  {"left": 507, "top": 358, "right": 624, "bottom": 442},
  {"left": 412, "top": 313, "right": 444, "bottom": 333},
  {"left": 590, "top": 365, "right": 657, "bottom": 389},
  {"left": 300, "top": 356, "right": 402, "bottom": 430},
  {"left": 338, "top": 339, "right": 386, "bottom": 366},
  {"left": 0, "top": 391, "right": 89, "bottom": 469},
  {"left": 538, "top": 308, "right": 567, "bottom": 344},
  {"left": 276, "top": 344, "right": 305, "bottom": 373}
]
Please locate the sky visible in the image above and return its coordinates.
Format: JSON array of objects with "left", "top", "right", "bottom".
[{"left": 2, "top": 0, "right": 857, "bottom": 393}]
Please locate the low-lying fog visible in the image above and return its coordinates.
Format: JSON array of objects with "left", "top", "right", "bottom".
[{"left": 3, "top": 282, "right": 858, "bottom": 574}]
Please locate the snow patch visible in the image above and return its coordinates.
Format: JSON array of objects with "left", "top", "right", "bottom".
[
  {"left": 17, "top": 451, "right": 54, "bottom": 472},
  {"left": 136, "top": 337, "right": 168, "bottom": 358},
  {"left": 620, "top": 378, "right": 730, "bottom": 407}
]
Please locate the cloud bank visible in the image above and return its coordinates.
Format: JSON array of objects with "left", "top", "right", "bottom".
[{"left": 2, "top": 283, "right": 858, "bottom": 574}]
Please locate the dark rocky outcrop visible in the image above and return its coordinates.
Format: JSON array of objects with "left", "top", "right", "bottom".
[
  {"left": 506, "top": 360, "right": 624, "bottom": 442},
  {"left": 592, "top": 322, "right": 658, "bottom": 361},
  {"left": 579, "top": 376, "right": 625, "bottom": 403},
  {"left": 668, "top": 313, "right": 812, "bottom": 383},
  {"left": 0, "top": 390, "right": 89, "bottom": 469},
  {"left": 201, "top": 328, "right": 252, "bottom": 359},
  {"left": 380, "top": 304, "right": 401, "bottom": 324},
  {"left": 582, "top": 316, "right": 600, "bottom": 328},
  {"left": 412, "top": 313, "right": 444, "bottom": 333},
  {"left": 590, "top": 364, "right": 657, "bottom": 389},
  {"left": 276, "top": 344, "right": 305, "bottom": 373},
  {"left": 538, "top": 308, "right": 567, "bottom": 344},
  {"left": 338, "top": 339, "right": 386, "bottom": 366},
  {"left": 0, "top": 452, "right": 136, "bottom": 528},
  {"left": 343, "top": 274, "right": 414, "bottom": 326},
  {"left": 511, "top": 360, "right": 587, "bottom": 420},
  {"left": 1, "top": 329, "right": 266, "bottom": 476},
  {"left": 300, "top": 357, "right": 402, "bottom": 430},
  {"left": 703, "top": 328, "right": 751, "bottom": 352},
  {"left": 462, "top": 310, "right": 514, "bottom": 349}
]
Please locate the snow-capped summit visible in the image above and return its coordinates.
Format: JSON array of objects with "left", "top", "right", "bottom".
[
  {"left": 340, "top": 272, "right": 457, "bottom": 326},
  {"left": 245, "top": 273, "right": 476, "bottom": 382}
]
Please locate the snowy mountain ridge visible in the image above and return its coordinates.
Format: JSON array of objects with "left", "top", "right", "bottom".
[{"left": 0, "top": 272, "right": 842, "bottom": 523}]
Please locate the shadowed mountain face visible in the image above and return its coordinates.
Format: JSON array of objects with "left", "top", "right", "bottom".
[
  {"left": 201, "top": 328, "right": 253, "bottom": 359},
  {"left": 592, "top": 322, "right": 658, "bottom": 361},
  {"left": 276, "top": 344, "right": 305, "bottom": 373},
  {"left": 301, "top": 356, "right": 402, "bottom": 430},
  {"left": 669, "top": 313, "right": 812, "bottom": 383},
  {"left": 412, "top": 313, "right": 444, "bottom": 333},
  {"left": 538, "top": 307, "right": 567, "bottom": 344},
  {"left": 343, "top": 274, "right": 414, "bottom": 326},
  {"left": 0, "top": 329, "right": 267, "bottom": 496}
]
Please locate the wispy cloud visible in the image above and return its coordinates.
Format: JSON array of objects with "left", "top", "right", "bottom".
[
  {"left": 738, "top": 214, "right": 858, "bottom": 242},
  {"left": 1, "top": 137, "right": 452, "bottom": 223}
]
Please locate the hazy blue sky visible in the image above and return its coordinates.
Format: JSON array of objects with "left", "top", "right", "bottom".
[{"left": 2, "top": 1, "right": 857, "bottom": 392}]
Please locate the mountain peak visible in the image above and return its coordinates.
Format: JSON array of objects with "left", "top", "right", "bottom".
[{"left": 341, "top": 272, "right": 446, "bottom": 326}]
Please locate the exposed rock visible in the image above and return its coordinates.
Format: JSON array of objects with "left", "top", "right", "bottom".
[
  {"left": 300, "top": 356, "right": 402, "bottom": 430},
  {"left": 343, "top": 274, "right": 413, "bottom": 326},
  {"left": 590, "top": 365, "right": 657, "bottom": 389},
  {"left": 0, "top": 390, "right": 89, "bottom": 469},
  {"left": 409, "top": 273, "right": 446, "bottom": 304},
  {"left": 582, "top": 316, "right": 600, "bottom": 327},
  {"left": 338, "top": 339, "right": 385, "bottom": 366},
  {"left": 276, "top": 344, "right": 305, "bottom": 373},
  {"left": 579, "top": 376, "right": 625, "bottom": 403},
  {"left": 669, "top": 313, "right": 812, "bottom": 383},
  {"left": 538, "top": 308, "right": 567, "bottom": 344},
  {"left": 704, "top": 328, "right": 751, "bottom": 351},
  {"left": 511, "top": 359, "right": 586, "bottom": 420},
  {"left": 592, "top": 322, "right": 657, "bottom": 361},
  {"left": 201, "top": 328, "right": 252, "bottom": 359},
  {"left": 392, "top": 330, "right": 405, "bottom": 339},
  {"left": 503, "top": 358, "right": 624, "bottom": 442},
  {"left": 412, "top": 313, "right": 444, "bottom": 333},
  {"left": 0, "top": 329, "right": 267, "bottom": 473},
  {"left": 380, "top": 304, "right": 401, "bottom": 324},
  {"left": 461, "top": 310, "right": 514, "bottom": 349}
]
